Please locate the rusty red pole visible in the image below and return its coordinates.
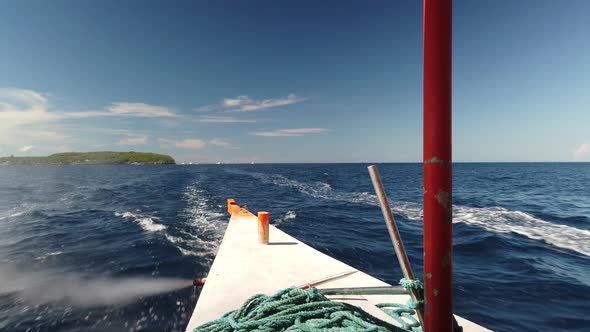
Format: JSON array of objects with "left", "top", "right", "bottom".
[{"left": 423, "top": 0, "right": 453, "bottom": 331}]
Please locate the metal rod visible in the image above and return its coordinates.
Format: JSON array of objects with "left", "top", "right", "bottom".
[
  {"left": 297, "top": 270, "right": 357, "bottom": 289},
  {"left": 319, "top": 286, "right": 407, "bottom": 296},
  {"left": 423, "top": 0, "right": 453, "bottom": 331},
  {"left": 368, "top": 165, "right": 424, "bottom": 328}
]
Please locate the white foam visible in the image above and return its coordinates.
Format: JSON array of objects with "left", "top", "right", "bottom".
[
  {"left": 35, "top": 251, "right": 63, "bottom": 260},
  {"left": 231, "top": 169, "right": 590, "bottom": 256},
  {"left": 115, "top": 211, "right": 167, "bottom": 232},
  {"left": 226, "top": 169, "right": 334, "bottom": 199},
  {"left": 0, "top": 203, "right": 35, "bottom": 221},
  {"left": 274, "top": 210, "right": 297, "bottom": 226},
  {"left": 168, "top": 182, "right": 227, "bottom": 259},
  {"left": 114, "top": 181, "right": 226, "bottom": 260},
  {"left": 452, "top": 206, "right": 590, "bottom": 256}
]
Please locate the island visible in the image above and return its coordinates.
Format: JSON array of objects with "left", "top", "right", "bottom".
[{"left": 0, "top": 151, "right": 175, "bottom": 165}]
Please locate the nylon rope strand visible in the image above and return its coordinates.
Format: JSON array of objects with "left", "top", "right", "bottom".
[{"left": 193, "top": 285, "right": 426, "bottom": 332}]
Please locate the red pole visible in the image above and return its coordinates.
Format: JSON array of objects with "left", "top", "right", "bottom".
[{"left": 423, "top": 0, "right": 453, "bottom": 331}]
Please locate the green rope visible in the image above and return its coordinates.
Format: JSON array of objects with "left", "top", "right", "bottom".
[
  {"left": 399, "top": 278, "right": 424, "bottom": 291},
  {"left": 193, "top": 286, "right": 425, "bottom": 332},
  {"left": 373, "top": 278, "right": 423, "bottom": 332}
]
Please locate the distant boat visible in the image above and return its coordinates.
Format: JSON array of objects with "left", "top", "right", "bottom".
[
  {"left": 215, "top": 161, "right": 221, "bottom": 165},
  {"left": 250, "top": 162, "right": 255, "bottom": 165}
]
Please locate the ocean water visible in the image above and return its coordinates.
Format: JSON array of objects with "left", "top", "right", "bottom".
[{"left": 0, "top": 163, "right": 588, "bottom": 332}]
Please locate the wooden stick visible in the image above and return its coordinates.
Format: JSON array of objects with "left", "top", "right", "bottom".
[
  {"left": 368, "top": 165, "right": 425, "bottom": 327},
  {"left": 258, "top": 211, "right": 269, "bottom": 244}
]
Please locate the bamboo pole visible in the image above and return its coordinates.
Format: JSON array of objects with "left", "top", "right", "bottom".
[{"left": 368, "top": 165, "right": 424, "bottom": 328}]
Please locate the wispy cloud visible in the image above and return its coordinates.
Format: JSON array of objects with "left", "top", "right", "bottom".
[
  {"left": 0, "top": 88, "right": 62, "bottom": 143},
  {"left": 160, "top": 138, "right": 207, "bottom": 149},
  {"left": 227, "top": 94, "right": 304, "bottom": 112},
  {"left": 19, "top": 145, "right": 33, "bottom": 152},
  {"left": 222, "top": 96, "right": 251, "bottom": 107},
  {"left": 107, "top": 103, "right": 177, "bottom": 117},
  {"left": 573, "top": 143, "right": 590, "bottom": 160},
  {"left": 159, "top": 137, "right": 236, "bottom": 150},
  {"left": 250, "top": 128, "right": 330, "bottom": 137},
  {"left": 117, "top": 136, "right": 148, "bottom": 145},
  {"left": 197, "top": 115, "right": 256, "bottom": 123},
  {"left": 0, "top": 88, "right": 187, "bottom": 155},
  {"left": 0, "top": 88, "right": 72, "bottom": 151},
  {"left": 208, "top": 138, "right": 236, "bottom": 149},
  {"left": 68, "top": 102, "right": 177, "bottom": 118},
  {"left": 194, "top": 94, "right": 305, "bottom": 114}
]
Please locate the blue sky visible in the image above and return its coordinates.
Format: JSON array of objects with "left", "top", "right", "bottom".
[{"left": 0, "top": 0, "right": 588, "bottom": 162}]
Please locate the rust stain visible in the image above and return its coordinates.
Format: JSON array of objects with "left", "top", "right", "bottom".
[
  {"left": 424, "top": 156, "right": 451, "bottom": 167},
  {"left": 435, "top": 189, "right": 451, "bottom": 208},
  {"left": 436, "top": 189, "right": 453, "bottom": 224}
]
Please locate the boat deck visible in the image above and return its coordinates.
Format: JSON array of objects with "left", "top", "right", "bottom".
[{"left": 185, "top": 202, "right": 491, "bottom": 331}]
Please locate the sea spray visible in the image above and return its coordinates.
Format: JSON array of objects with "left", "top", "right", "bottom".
[{"left": 0, "top": 266, "right": 192, "bottom": 307}]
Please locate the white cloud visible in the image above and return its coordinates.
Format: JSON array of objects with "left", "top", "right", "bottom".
[
  {"left": 223, "top": 95, "right": 251, "bottom": 107},
  {"left": 159, "top": 137, "right": 235, "bottom": 150},
  {"left": 0, "top": 88, "right": 63, "bottom": 143},
  {"left": 108, "top": 103, "right": 177, "bottom": 117},
  {"left": 161, "top": 138, "right": 207, "bottom": 149},
  {"left": 230, "top": 94, "right": 304, "bottom": 112},
  {"left": 68, "top": 102, "right": 177, "bottom": 118},
  {"left": 197, "top": 115, "right": 256, "bottom": 123},
  {"left": 208, "top": 138, "right": 235, "bottom": 149},
  {"left": 251, "top": 128, "right": 330, "bottom": 137},
  {"left": 573, "top": 143, "right": 590, "bottom": 160},
  {"left": 195, "top": 94, "right": 305, "bottom": 114},
  {"left": 19, "top": 145, "right": 33, "bottom": 152},
  {"left": 117, "top": 136, "right": 148, "bottom": 145}
]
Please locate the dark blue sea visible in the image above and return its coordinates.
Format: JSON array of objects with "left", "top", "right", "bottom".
[{"left": 0, "top": 163, "right": 588, "bottom": 332}]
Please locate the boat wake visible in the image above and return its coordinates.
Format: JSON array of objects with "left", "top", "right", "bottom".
[
  {"left": 113, "top": 181, "right": 226, "bottom": 261},
  {"left": 397, "top": 202, "right": 590, "bottom": 257},
  {"left": 115, "top": 211, "right": 168, "bottom": 232},
  {"left": 231, "top": 169, "right": 590, "bottom": 256},
  {"left": 174, "top": 181, "right": 227, "bottom": 260}
]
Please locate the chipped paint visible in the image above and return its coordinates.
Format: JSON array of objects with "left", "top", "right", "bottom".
[
  {"left": 433, "top": 288, "right": 439, "bottom": 296},
  {"left": 425, "top": 273, "right": 432, "bottom": 279},
  {"left": 435, "top": 189, "right": 451, "bottom": 208},
  {"left": 435, "top": 189, "right": 453, "bottom": 224},
  {"left": 424, "top": 156, "right": 451, "bottom": 167}
]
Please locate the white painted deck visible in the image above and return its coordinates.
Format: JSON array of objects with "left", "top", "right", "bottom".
[{"left": 186, "top": 207, "right": 491, "bottom": 332}]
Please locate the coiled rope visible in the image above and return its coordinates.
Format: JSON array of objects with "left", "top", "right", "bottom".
[{"left": 193, "top": 279, "right": 424, "bottom": 332}]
